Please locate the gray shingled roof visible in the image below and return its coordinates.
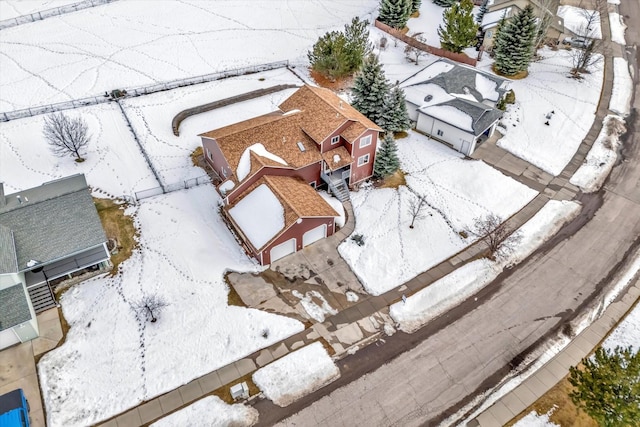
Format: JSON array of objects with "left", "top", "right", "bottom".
[
  {"left": 420, "top": 98, "right": 504, "bottom": 136},
  {"left": 428, "top": 60, "right": 507, "bottom": 104},
  {"left": 0, "top": 284, "right": 31, "bottom": 331},
  {"left": 0, "top": 174, "right": 107, "bottom": 274},
  {"left": 0, "top": 225, "right": 18, "bottom": 274}
]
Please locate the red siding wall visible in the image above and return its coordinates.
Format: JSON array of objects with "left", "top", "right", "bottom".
[
  {"left": 319, "top": 122, "right": 351, "bottom": 153},
  {"left": 202, "top": 137, "right": 232, "bottom": 181},
  {"left": 350, "top": 129, "right": 379, "bottom": 184},
  {"left": 259, "top": 216, "right": 335, "bottom": 265}
]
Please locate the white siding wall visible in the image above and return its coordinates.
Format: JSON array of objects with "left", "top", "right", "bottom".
[
  {"left": 416, "top": 114, "right": 476, "bottom": 155},
  {"left": 406, "top": 101, "right": 420, "bottom": 122},
  {"left": 0, "top": 328, "right": 19, "bottom": 349}
]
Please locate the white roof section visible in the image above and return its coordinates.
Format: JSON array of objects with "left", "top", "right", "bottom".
[
  {"left": 228, "top": 184, "right": 285, "bottom": 249},
  {"left": 419, "top": 105, "right": 474, "bottom": 132},
  {"left": 482, "top": 8, "right": 511, "bottom": 29},
  {"left": 400, "top": 61, "right": 455, "bottom": 88},
  {"left": 476, "top": 74, "right": 500, "bottom": 102},
  {"left": 404, "top": 83, "right": 454, "bottom": 107},
  {"left": 236, "top": 143, "right": 288, "bottom": 182}
]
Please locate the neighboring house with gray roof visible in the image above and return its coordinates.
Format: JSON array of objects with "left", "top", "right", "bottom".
[
  {"left": 0, "top": 174, "right": 110, "bottom": 350},
  {"left": 401, "top": 58, "right": 510, "bottom": 156}
]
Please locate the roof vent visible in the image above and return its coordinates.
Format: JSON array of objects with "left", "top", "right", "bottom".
[
  {"left": 16, "top": 195, "right": 22, "bottom": 204},
  {"left": 424, "top": 94, "right": 433, "bottom": 102},
  {"left": 297, "top": 142, "right": 306, "bottom": 152},
  {"left": 339, "top": 100, "right": 344, "bottom": 109},
  {"left": 333, "top": 154, "right": 340, "bottom": 163}
]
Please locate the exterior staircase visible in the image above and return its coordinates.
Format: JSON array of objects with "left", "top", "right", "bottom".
[
  {"left": 27, "top": 282, "right": 57, "bottom": 313},
  {"left": 328, "top": 179, "right": 350, "bottom": 202}
]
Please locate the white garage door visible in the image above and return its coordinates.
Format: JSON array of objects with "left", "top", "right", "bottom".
[
  {"left": 303, "top": 224, "right": 327, "bottom": 247},
  {"left": 270, "top": 238, "right": 296, "bottom": 263}
]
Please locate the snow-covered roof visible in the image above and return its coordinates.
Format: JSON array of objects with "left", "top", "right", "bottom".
[
  {"left": 228, "top": 184, "right": 285, "bottom": 250},
  {"left": 421, "top": 105, "right": 474, "bottom": 132},
  {"left": 419, "top": 98, "right": 503, "bottom": 136},
  {"left": 404, "top": 83, "right": 454, "bottom": 107},
  {"left": 237, "top": 143, "right": 288, "bottom": 181},
  {"left": 402, "top": 58, "right": 509, "bottom": 106},
  {"left": 481, "top": 8, "right": 511, "bottom": 29},
  {"left": 400, "top": 61, "right": 455, "bottom": 88}
]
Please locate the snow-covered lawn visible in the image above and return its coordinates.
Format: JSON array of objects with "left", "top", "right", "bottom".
[
  {"left": 609, "top": 12, "right": 627, "bottom": 45},
  {"left": 38, "top": 186, "right": 304, "bottom": 427},
  {"left": 513, "top": 408, "right": 559, "bottom": 427},
  {"left": 610, "top": 57, "right": 633, "bottom": 117},
  {"left": 390, "top": 200, "right": 581, "bottom": 332},
  {"left": 0, "top": 102, "right": 158, "bottom": 196},
  {"left": 339, "top": 132, "right": 537, "bottom": 295},
  {"left": 252, "top": 342, "right": 340, "bottom": 407},
  {"left": 0, "top": 0, "right": 378, "bottom": 110},
  {"left": 120, "top": 68, "right": 299, "bottom": 185},
  {"left": 557, "top": 6, "right": 602, "bottom": 39},
  {"left": 493, "top": 48, "right": 603, "bottom": 176},
  {"left": 570, "top": 115, "right": 626, "bottom": 192},
  {"left": 150, "top": 396, "right": 258, "bottom": 427}
]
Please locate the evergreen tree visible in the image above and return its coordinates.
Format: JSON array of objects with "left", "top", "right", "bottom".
[
  {"left": 374, "top": 132, "right": 401, "bottom": 178},
  {"left": 380, "top": 85, "right": 411, "bottom": 133},
  {"left": 437, "top": 0, "right": 478, "bottom": 53},
  {"left": 308, "top": 18, "right": 372, "bottom": 80},
  {"left": 476, "top": 0, "right": 488, "bottom": 25},
  {"left": 493, "top": 5, "right": 537, "bottom": 76},
  {"left": 344, "top": 17, "right": 372, "bottom": 72},
  {"left": 432, "top": 0, "right": 456, "bottom": 7},
  {"left": 379, "top": 0, "right": 412, "bottom": 29},
  {"left": 569, "top": 346, "right": 640, "bottom": 427},
  {"left": 351, "top": 55, "right": 390, "bottom": 126},
  {"left": 308, "top": 31, "right": 350, "bottom": 80},
  {"left": 411, "top": 0, "right": 422, "bottom": 14}
]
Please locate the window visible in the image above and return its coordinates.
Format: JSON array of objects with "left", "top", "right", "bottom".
[
  {"left": 331, "top": 135, "right": 340, "bottom": 145},
  {"left": 359, "top": 135, "right": 372, "bottom": 148},
  {"left": 207, "top": 149, "right": 213, "bottom": 160},
  {"left": 486, "top": 30, "right": 493, "bottom": 38},
  {"left": 436, "top": 129, "right": 444, "bottom": 137},
  {"left": 357, "top": 154, "right": 370, "bottom": 167}
]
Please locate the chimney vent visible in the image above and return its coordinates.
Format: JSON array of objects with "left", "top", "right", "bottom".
[{"left": 0, "top": 183, "right": 5, "bottom": 207}]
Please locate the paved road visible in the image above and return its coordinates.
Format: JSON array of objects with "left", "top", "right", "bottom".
[{"left": 263, "top": 8, "right": 640, "bottom": 427}]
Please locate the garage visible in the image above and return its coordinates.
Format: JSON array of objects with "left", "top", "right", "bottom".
[
  {"left": 303, "top": 224, "right": 327, "bottom": 247},
  {"left": 270, "top": 238, "right": 296, "bottom": 263}
]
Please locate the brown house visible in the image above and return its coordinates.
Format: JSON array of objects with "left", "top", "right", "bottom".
[{"left": 199, "top": 85, "right": 383, "bottom": 265}]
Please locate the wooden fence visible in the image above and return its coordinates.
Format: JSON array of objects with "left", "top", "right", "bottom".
[{"left": 374, "top": 20, "right": 478, "bottom": 67}]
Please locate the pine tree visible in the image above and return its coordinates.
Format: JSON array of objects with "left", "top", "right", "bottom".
[
  {"left": 411, "top": 0, "right": 422, "bottom": 14},
  {"left": 380, "top": 85, "right": 411, "bottom": 133},
  {"left": 432, "top": 0, "right": 456, "bottom": 7},
  {"left": 476, "top": 0, "right": 488, "bottom": 25},
  {"left": 351, "top": 55, "right": 391, "bottom": 126},
  {"left": 569, "top": 346, "right": 640, "bottom": 427},
  {"left": 437, "top": 0, "right": 478, "bottom": 53},
  {"left": 308, "top": 18, "right": 371, "bottom": 80},
  {"left": 374, "top": 132, "right": 401, "bottom": 178},
  {"left": 493, "top": 5, "right": 537, "bottom": 76},
  {"left": 379, "top": 0, "right": 412, "bottom": 29}
]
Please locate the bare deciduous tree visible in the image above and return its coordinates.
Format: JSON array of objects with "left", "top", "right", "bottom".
[
  {"left": 408, "top": 193, "right": 428, "bottom": 229},
  {"left": 467, "top": 213, "right": 522, "bottom": 260},
  {"left": 570, "top": 10, "right": 603, "bottom": 76},
  {"left": 404, "top": 33, "right": 428, "bottom": 65},
  {"left": 42, "top": 112, "right": 90, "bottom": 162},
  {"left": 532, "top": 0, "right": 556, "bottom": 49},
  {"left": 135, "top": 294, "right": 168, "bottom": 323}
]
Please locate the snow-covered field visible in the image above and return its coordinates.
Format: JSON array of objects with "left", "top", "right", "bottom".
[
  {"left": 339, "top": 132, "right": 537, "bottom": 295},
  {"left": 252, "top": 342, "right": 340, "bottom": 407},
  {"left": 150, "top": 396, "right": 258, "bottom": 427},
  {"left": 38, "top": 186, "right": 304, "bottom": 427},
  {"left": 0, "top": 0, "right": 378, "bottom": 110},
  {"left": 610, "top": 57, "right": 633, "bottom": 117},
  {"left": 494, "top": 48, "right": 603, "bottom": 176},
  {"left": 390, "top": 200, "right": 581, "bottom": 332},
  {"left": 570, "top": 115, "right": 626, "bottom": 192}
]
